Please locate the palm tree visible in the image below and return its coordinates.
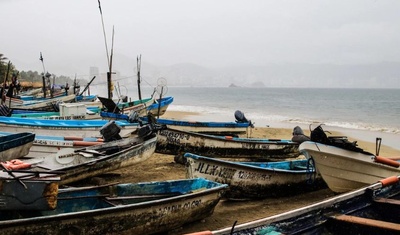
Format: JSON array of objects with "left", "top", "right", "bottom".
[{"left": 0, "top": 53, "right": 8, "bottom": 83}]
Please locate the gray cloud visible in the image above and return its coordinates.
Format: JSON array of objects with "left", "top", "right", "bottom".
[{"left": 2, "top": 0, "right": 400, "bottom": 83}]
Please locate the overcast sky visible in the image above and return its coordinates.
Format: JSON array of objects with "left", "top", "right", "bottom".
[{"left": 2, "top": 0, "right": 400, "bottom": 77}]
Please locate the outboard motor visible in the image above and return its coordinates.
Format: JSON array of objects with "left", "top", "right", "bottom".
[
  {"left": 137, "top": 124, "right": 153, "bottom": 139},
  {"left": 128, "top": 110, "right": 139, "bottom": 123},
  {"left": 121, "top": 95, "right": 128, "bottom": 103},
  {"left": 291, "top": 126, "right": 310, "bottom": 143},
  {"left": 100, "top": 121, "right": 122, "bottom": 142},
  {"left": 234, "top": 110, "right": 254, "bottom": 127}
]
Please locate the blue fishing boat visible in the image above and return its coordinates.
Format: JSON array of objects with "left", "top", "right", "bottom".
[
  {"left": 184, "top": 153, "right": 324, "bottom": 200},
  {"left": 102, "top": 114, "right": 253, "bottom": 136},
  {"left": 0, "top": 178, "right": 228, "bottom": 235},
  {"left": 186, "top": 175, "right": 400, "bottom": 235},
  {"left": 0, "top": 116, "right": 138, "bottom": 138},
  {"left": 0, "top": 132, "right": 35, "bottom": 161},
  {"left": 99, "top": 96, "right": 174, "bottom": 118}
]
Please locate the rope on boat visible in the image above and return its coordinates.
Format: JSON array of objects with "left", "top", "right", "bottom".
[{"left": 306, "top": 157, "right": 316, "bottom": 184}]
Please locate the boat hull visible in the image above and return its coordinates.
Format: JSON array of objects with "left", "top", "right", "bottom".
[
  {"left": 0, "top": 132, "right": 35, "bottom": 161},
  {"left": 0, "top": 178, "right": 59, "bottom": 210},
  {"left": 185, "top": 153, "right": 324, "bottom": 199},
  {"left": 0, "top": 178, "right": 227, "bottom": 235},
  {"left": 157, "top": 127, "right": 299, "bottom": 161},
  {"left": 299, "top": 141, "right": 400, "bottom": 193},
  {"left": 7, "top": 135, "right": 157, "bottom": 185},
  {"left": 53, "top": 135, "right": 157, "bottom": 185}
]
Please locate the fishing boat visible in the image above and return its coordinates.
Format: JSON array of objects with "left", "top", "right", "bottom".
[
  {"left": 99, "top": 96, "right": 174, "bottom": 119},
  {"left": 11, "top": 102, "right": 101, "bottom": 120},
  {"left": 184, "top": 153, "right": 324, "bottom": 200},
  {"left": 298, "top": 124, "right": 400, "bottom": 193},
  {"left": 0, "top": 116, "right": 139, "bottom": 138},
  {"left": 300, "top": 140, "right": 400, "bottom": 193},
  {"left": 103, "top": 111, "right": 253, "bottom": 136},
  {"left": 156, "top": 127, "right": 300, "bottom": 162},
  {"left": 0, "top": 131, "right": 104, "bottom": 158},
  {"left": 4, "top": 94, "right": 76, "bottom": 111},
  {"left": 185, "top": 175, "right": 400, "bottom": 235},
  {"left": 0, "top": 132, "right": 35, "bottom": 161},
  {"left": 2, "top": 124, "right": 157, "bottom": 185},
  {"left": 0, "top": 178, "right": 228, "bottom": 235},
  {"left": 0, "top": 171, "right": 60, "bottom": 211}
]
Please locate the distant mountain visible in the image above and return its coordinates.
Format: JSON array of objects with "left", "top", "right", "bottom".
[{"left": 16, "top": 52, "right": 400, "bottom": 88}]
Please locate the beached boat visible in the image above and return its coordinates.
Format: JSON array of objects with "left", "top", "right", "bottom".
[
  {"left": 0, "top": 116, "right": 139, "bottom": 138},
  {"left": 299, "top": 140, "right": 400, "bottom": 193},
  {"left": 4, "top": 94, "right": 76, "bottom": 111},
  {"left": 102, "top": 114, "right": 253, "bottom": 136},
  {"left": 11, "top": 102, "right": 101, "bottom": 120},
  {"left": 0, "top": 178, "right": 228, "bottom": 235},
  {"left": 3, "top": 128, "right": 157, "bottom": 185},
  {"left": 0, "top": 171, "right": 60, "bottom": 211},
  {"left": 99, "top": 96, "right": 174, "bottom": 119},
  {"left": 0, "top": 132, "right": 35, "bottom": 161},
  {"left": 156, "top": 127, "right": 300, "bottom": 162},
  {"left": 186, "top": 175, "right": 400, "bottom": 235},
  {"left": 0, "top": 131, "right": 104, "bottom": 158},
  {"left": 184, "top": 153, "right": 325, "bottom": 200}
]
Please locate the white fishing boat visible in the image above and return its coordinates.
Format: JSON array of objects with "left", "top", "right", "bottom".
[{"left": 300, "top": 140, "right": 400, "bottom": 193}]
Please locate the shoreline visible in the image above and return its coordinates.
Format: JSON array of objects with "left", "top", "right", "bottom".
[{"left": 162, "top": 110, "right": 400, "bottom": 156}]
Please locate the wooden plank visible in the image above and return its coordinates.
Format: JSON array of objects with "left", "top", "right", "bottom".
[{"left": 331, "top": 214, "right": 400, "bottom": 232}]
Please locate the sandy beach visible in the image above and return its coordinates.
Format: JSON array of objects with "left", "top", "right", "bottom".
[{"left": 103, "top": 110, "right": 400, "bottom": 234}]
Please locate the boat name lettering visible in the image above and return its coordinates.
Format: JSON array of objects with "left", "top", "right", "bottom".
[
  {"left": 238, "top": 170, "right": 272, "bottom": 180},
  {"left": 195, "top": 162, "right": 235, "bottom": 179},
  {"left": 33, "top": 139, "right": 74, "bottom": 146},
  {"left": 45, "top": 115, "right": 86, "bottom": 120},
  {"left": 159, "top": 199, "right": 202, "bottom": 214},
  {"left": 160, "top": 130, "right": 190, "bottom": 144},
  {"left": 241, "top": 143, "right": 269, "bottom": 149}
]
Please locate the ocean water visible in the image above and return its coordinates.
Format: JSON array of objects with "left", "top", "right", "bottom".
[{"left": 92, "top": 86, "right": 400, "bottom": 148}]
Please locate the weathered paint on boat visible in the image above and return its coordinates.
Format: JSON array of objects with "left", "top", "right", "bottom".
[
  {"left": 186, "top": 176, "right": 400, "bottom": 235},
  {"left": 0, "top": 132, "right": 35, "bottom": 161},
  {"left": 0, "top": 117, "right": 138, "bottom": 138},
  {"left": 0, "top": 178, "right": 228, "bottom": 235},
  {"left": 6, "top": 134, "right": 157, "bottom": 185},
  {"left": 157, "top": 127, "right": 299, "bottom": 161},
  {"left": 0, "top": 177, "right": 59, "bottom": 210},
  {"left": 185, "top": 153, "right": 324, "bottom": 199}
]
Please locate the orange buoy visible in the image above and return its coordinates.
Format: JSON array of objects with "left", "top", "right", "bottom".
[
  {"left": 379, "top": 176, "right": 399, "bottom": 187},
  {"left": 374, "top": 156, "right": 400, "bottom": 168},
  {"left": 225, "top": 136, "right": 233, "bottom": 140}
]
